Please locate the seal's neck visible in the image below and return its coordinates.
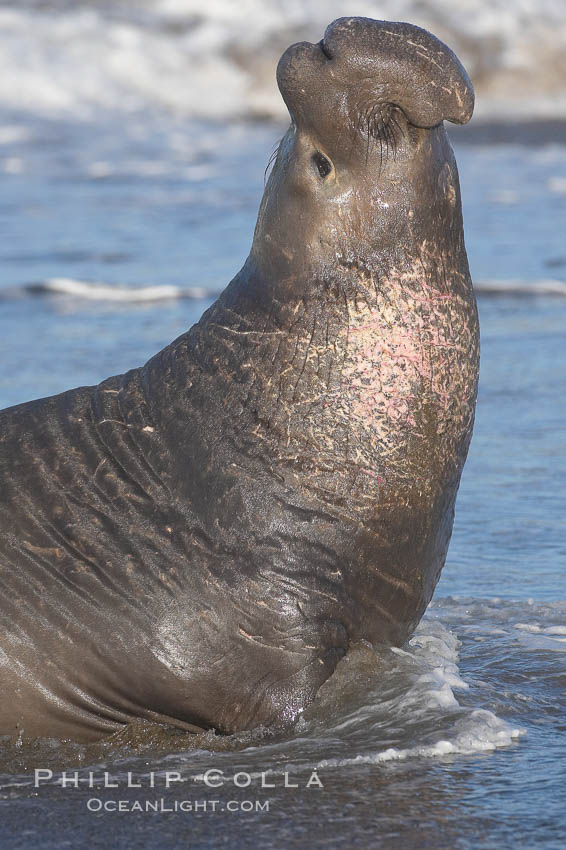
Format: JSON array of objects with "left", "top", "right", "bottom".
[
  {"left": 142, "top": 126, "right": 478, "bottom": 512},
  {"left": 178, "top": 233, "right": 477, "bottom": 506}
]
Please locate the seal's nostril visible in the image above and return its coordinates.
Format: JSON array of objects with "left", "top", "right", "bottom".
[{"left": 318, "top": 39, "right": 333, "bottom": 60}]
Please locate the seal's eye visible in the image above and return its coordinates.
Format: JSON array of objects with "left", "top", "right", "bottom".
[{"left": 311, "top": 151, "right": 332, "bottom": 179}]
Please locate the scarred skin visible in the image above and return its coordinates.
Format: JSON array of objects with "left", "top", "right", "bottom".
[{"left": 0, "top": 18, "right": 479, "bottom": 742}]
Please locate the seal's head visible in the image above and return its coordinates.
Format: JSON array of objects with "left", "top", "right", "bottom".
[{"left": 252, "top": 17, "right": 474, "bottom": 280}]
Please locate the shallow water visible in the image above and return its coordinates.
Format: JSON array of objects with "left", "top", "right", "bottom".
[{"left": 1, "top": 7, "right": 566, "bottom": 846}]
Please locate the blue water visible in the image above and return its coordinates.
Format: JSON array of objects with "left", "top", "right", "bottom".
[{"left": 0, "top": 59, "right": 565, "bottom": 850}]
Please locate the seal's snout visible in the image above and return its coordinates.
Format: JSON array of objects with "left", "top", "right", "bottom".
[{"left": 278, "top": 17, "right": 474, "bottom": 132}]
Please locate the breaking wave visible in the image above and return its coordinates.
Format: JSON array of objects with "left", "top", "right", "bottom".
[
  {"left": 1, "top": 277, "right": 565, "bottom": 304},
  {"left": 1, "top": 0, "right": 565, "bottom": 123}
]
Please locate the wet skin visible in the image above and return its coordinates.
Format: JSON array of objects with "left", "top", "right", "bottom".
[{"left": 0, "top": 18, "right": 478, "bottom": 742}]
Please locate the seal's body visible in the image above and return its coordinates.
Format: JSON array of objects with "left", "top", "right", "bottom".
[{"left": 0, "top": 18, "right": 478, "bottom": 742}]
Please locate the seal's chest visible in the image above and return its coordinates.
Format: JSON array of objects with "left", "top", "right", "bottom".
[
  {"left": 234, "top": 265, "right": 477, "bottom": 491},
  {"left": 310, "top": 268, "right": 479, "bottom": 479}
]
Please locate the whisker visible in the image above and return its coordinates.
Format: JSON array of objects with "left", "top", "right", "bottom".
[{"left": 264, "top": 139, "right": 282, "bottom": 185}]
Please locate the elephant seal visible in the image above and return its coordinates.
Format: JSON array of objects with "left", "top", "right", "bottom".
[{"left": 0, "top": 18, "right": 478, "bottom": 742}]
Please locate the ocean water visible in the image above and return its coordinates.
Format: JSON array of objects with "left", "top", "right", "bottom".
[{"left": 1, "top": 2, "right": 566, "bottom": 848}]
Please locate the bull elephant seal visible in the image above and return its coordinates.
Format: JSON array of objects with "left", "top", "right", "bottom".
[{"left": 0, "top": 18, "right": 478, "bottom": 742}]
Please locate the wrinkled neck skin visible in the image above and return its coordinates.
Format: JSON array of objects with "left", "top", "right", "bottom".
[{"left": 174, "top": 120, "right": 479, "bottom": 514}]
